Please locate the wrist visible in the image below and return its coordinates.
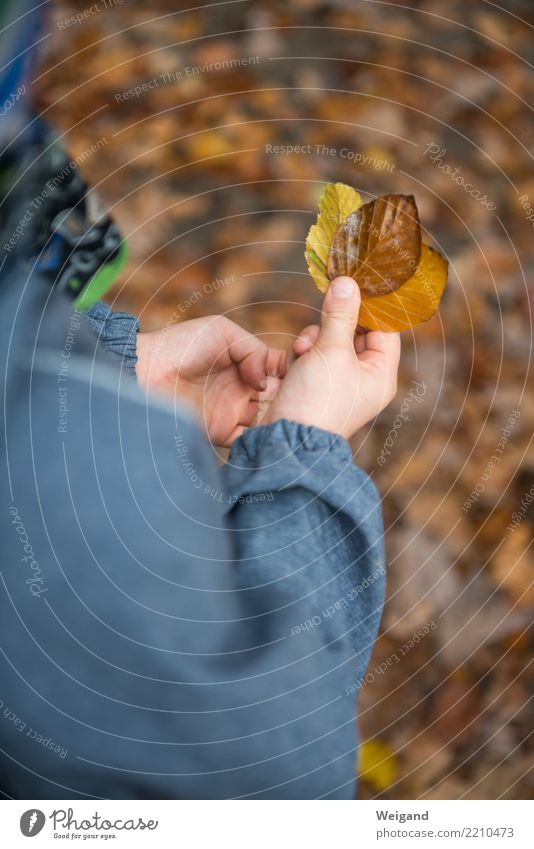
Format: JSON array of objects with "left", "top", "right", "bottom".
[
  {"left": 135, "top": 330, "right": 190, "bottom": 397},
  {"left": 262, "top": 408, "right": 341, "bottom": 437},
  {"left": 134, "top": 331, "right": 151, "bottom": 387}
]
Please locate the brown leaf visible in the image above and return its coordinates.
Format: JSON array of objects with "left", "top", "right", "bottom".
[
  {"left": 327, "top": 194, "right": 421, "bottom": 296},
  {"left": 326, "top": 211, "right": 360, "bottom": 280}
]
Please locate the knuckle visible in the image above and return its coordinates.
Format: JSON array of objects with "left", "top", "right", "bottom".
[{"left": 327, "top": 309, "right": 354, "bottom": 325}]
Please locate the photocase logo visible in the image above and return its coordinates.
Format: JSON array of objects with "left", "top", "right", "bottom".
[{"left": 20, "top": 809, "right": 46, "bottom": 837}]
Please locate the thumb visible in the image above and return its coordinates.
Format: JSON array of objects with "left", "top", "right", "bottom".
[{"left": 319, "top": 276, "right": 361, "bottom": 349}]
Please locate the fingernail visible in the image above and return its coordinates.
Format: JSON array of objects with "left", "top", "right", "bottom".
[
  {"left": 260, "top": 378, "right": 267, "bottom": 390},
  {"left": 331, "top": 277, "right": 356, "bottom": 298}
]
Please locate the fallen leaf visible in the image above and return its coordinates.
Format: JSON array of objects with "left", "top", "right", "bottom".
[
  {"left": 359, "top": 740, "right": 398, "bottom": 791},
  {"left": 491, "top": 523, "right": 534, "bottom": 609},
  {"left": 305, "top": 182, "right": 448, "bottom": 331}
]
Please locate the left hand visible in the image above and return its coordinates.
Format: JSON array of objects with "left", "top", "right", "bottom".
[{"left": 135, "top": 316, "right": 286, "bottom": 447}]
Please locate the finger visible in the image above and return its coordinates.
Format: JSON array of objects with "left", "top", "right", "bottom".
[
  {"left": 319, "top": 276, "right": 361, "bottom": 349},
  {"left": 258, "top": 375, "right": 281, "bottom": 403},
  {"left": 265, "top": 346, "right": 287, "bottom": 378},
  {"left": 355, "top": 333, "right": 367, "bottom": 354},
  {"left": 358, "top": 330, "right": 401, "bottom": 392},
  {"left": 292, "top": 325, "right": 320, "bottom": 356},
  {"left": 230, "top": 337, "right": 286, "bottom": 390},
  {"left": 285, "top": 347, "right": 297, "bottom": 369},
  {"left": 358, "top": 329, "right": 401, "bottom": 362},
  {"left": 225, "top": 329, "right": 271, "bottom": 391}
]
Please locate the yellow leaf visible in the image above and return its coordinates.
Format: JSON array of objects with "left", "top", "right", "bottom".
[
  {"left": 186, "top": 132, "right": 234, "bottom": 160},
  {"left": 305, "top": 182, "right": 362, "bottom": 292},
  {"left": 359, "top": 740, "right": 398, "bottom": 791},
  {"left": 358, "top": 244, "right": 448, "bottom": 332}
]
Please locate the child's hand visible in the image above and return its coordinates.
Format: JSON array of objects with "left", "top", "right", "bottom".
[
  {"left": 135, "top": 316, "right": 286, "bottom": 447},
  {"left": 262, "top": 277, "right": 400, "bottom": 439}
]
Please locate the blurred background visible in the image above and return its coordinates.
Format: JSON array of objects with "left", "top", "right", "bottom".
[{"left": 37, "top": 0, "right": 534, "bottom": 798}]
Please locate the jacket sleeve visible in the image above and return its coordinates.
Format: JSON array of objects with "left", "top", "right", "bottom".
[
  {"left": 82, "top": 301, "right": 139, "bottom": 372},
  {"left": 0, "top": 280, "right": 386, "bottom": 801},
  {"left": 224, "top": 420, "right": 385, "bottom": 679}
]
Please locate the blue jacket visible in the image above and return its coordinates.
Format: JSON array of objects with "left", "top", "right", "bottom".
[{"left": 0, "top": 262, "right": 386, "bottom": 799}]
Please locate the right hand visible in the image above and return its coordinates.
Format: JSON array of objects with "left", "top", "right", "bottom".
[{"left": 262, "top": 276, "right": 400, "bottom": 440}]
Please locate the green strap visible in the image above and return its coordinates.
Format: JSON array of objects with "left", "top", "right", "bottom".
[{"left": 72, "top": 241, "right": 128, "bottom": 311}]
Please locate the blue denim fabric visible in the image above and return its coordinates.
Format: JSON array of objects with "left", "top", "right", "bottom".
[
  {"left": 0, "top": 264, "right": 386, "bottom": 799},
  {"left": 83, "top": 302, "right": 140, "bottom": 373}
]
